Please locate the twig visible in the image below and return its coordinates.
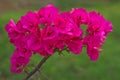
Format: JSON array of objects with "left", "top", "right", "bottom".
[{"left": 24, "top": 55, "right": 51, "bottom": 80}]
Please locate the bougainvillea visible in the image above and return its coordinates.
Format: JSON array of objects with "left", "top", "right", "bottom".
[{"left": 5, "top": 4, "right": 112, "bottom": 73}]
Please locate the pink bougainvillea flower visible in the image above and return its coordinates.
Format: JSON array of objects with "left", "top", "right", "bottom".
[
  {"left": 83, "top": 11, "right": 113, "bottom": 60},
  {"left": 38, "top": 4, "right": 59, "bottom": 25},
  {"left": 66, "top": 36, "right": 83, "bottom": 54},
  {"left": 5, "top": 4, "right": 113, "bottom": 73},
  {"left": 54, "top": 11, "right": 84, "bottom": 54},
  {"left": 87, "top": 11, "right": 112, "bottom": 34},
  {"left": 54, "top": 12, "right": 73, "bottom": 34},
  {"left": 83, "top": 34, "right": 101, "bottom": 60},
  {"left": 54, "top": 12, "right": 82, "bottom": 36},
  {"left": 25, "top": 33, "right": 41, "bottom": 51},
  {"left": 5, "top": 19, "right": 16, "bottom": 32},
  {"left": 40, "top": 26, "right": 58, "bottom": 55},
  {"left": 71, "top": 8, "right": 89, "bottom": 25},
  {"left": 5, "top": 19, "right": 21, "bottom": 40},
  {"left": 20, "top": 11, "right": 39, "bottom": 32},
  {"left": 41, "top": 26, "right": 58, "bottom": 40},
  {"left": 10, "top": 48, "right": 32, "bottom": 73}
]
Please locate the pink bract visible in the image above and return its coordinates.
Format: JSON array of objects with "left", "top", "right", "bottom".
[
  {"left": 10, "top": 49, "right": 32, "bottom": 73},
  {"left": 71, "top": 8, "right": 89, "bottom": 25},
  {"left": 38, "top": 4, "right": 59, "bottom": 25}
]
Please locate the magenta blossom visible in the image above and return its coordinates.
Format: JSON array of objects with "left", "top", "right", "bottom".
[
  {"left": 5, "top": 19, "right": 21, "bottom": 41},
  {"left": 83, "top": 11, "right": 113, "bottom": 60},
  {"left": 38, "top": 4, "right": 59, "bottom": 25},
  {"left": 5, "top": 4, "right": 113, "bottom": 73},
  {"left": 71, "top": 8, "right": 89, "bottom": 25},
  {"left": 19, "top": 11, "right": 39, "bottom": 32},
  {"left": 10, "top": 48, "right": 32, "bottom": 73}
]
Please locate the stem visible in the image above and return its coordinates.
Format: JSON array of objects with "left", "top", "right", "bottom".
[{"left": 24, "top": 55, "right": 51, "bottom": 80}]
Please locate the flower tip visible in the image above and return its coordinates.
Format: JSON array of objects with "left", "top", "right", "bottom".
[
  {"left": 94, "top": 47, "right": 103, "bottom": 52},
  {"left": 46, "top": 4, "right": 54, "bottom": 7},
  {"left": 90, "top": 56, "right": 99, "bottom": 61},
  {"left": 71, "top": 8, "right": 75, "bottom": 13}
]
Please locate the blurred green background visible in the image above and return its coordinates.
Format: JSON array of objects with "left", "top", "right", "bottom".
[{"left": 0, "top": 0, "right": 120, "bottom": 80}]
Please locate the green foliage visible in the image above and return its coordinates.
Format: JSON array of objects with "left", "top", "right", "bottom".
[{"left": 0, "top": 1, "right": 120, "bottom": 80}]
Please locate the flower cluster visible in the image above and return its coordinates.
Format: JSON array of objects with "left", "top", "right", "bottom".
[{"left": 5, "top": 4, "right": 112, "bottom": 73}]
